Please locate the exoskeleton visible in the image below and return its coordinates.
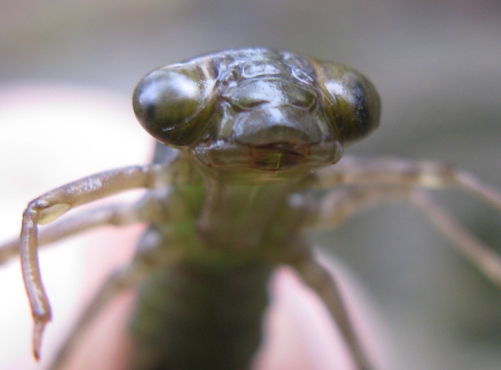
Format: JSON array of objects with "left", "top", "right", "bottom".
[{"left": 1, "top": 48, "right": 501, "bottom": 370}]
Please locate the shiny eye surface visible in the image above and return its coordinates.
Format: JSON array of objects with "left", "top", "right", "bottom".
[
  {"left": 315, "top": 63, "right": 381, "bottom": 145},
  {"left": 133, "top": 63, "right": 215, "bottom": 146}
]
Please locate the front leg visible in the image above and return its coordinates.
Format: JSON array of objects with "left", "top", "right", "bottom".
[
  {"left": 311, "top": 156, "right": 501, "bottom": 287},
  {"left": 19, "top": 164, "right": 167, "bottom": 359},
  {"left": 315, "top": 156, "right": 501, "bottom": 210}
]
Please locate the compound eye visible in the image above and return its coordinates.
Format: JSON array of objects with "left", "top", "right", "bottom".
[
  {"left": 133, "top": 62, "right": 215, "bottom": 146},
  {"left": 315, "top": 62, "right": 381, "bottom": 145}
]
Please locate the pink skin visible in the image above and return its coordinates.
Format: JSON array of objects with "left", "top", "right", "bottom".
[{"left": 0, "top": 85, "right": 386, "bottom": 370}]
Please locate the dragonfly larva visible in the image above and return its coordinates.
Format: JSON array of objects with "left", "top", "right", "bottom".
[{"left": 1, "top": 47, "right": 501, "bottom": 370}]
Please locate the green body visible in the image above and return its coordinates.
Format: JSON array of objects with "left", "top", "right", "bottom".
[
  {"left": 129, "top": 144, "right": 314, "bottom": 369},
  {"left": 130, "top": 47, "right": 379, "bottom": 369}
]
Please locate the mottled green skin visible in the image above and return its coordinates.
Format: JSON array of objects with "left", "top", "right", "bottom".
[
  {"left": 129, "top": 48, "right": 380, "bottom": 369},
  {"left": 129, "top": 144, "right": 314, "bottom": 369}
]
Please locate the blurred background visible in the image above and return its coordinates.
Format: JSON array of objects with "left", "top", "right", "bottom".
[{"left": 0, "top": 0, "right": 500, "bottom": 369}]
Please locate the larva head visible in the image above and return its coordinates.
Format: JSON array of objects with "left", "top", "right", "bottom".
[
  {"left": 132, "top": 49, "right": 381, "bottom": 183},
  {"left": 313, "top": 62, "right": 381, "bottom": 146}
]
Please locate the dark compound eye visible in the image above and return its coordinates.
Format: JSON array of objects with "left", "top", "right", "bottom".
[
  {"left": 133, "top": 62, "right": 216, "bottom": 146},
  {"left": 314, "top": 62, "right": 381, "bottom": 146}
]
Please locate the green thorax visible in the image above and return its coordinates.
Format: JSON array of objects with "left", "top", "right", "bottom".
[{"left": 156, "top": 152, "right": 313, "bottom": 272}]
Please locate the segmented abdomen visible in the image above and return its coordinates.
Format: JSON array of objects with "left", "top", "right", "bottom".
[{"left": 128, "top": 252, "right": 272, "bottom": 370}]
